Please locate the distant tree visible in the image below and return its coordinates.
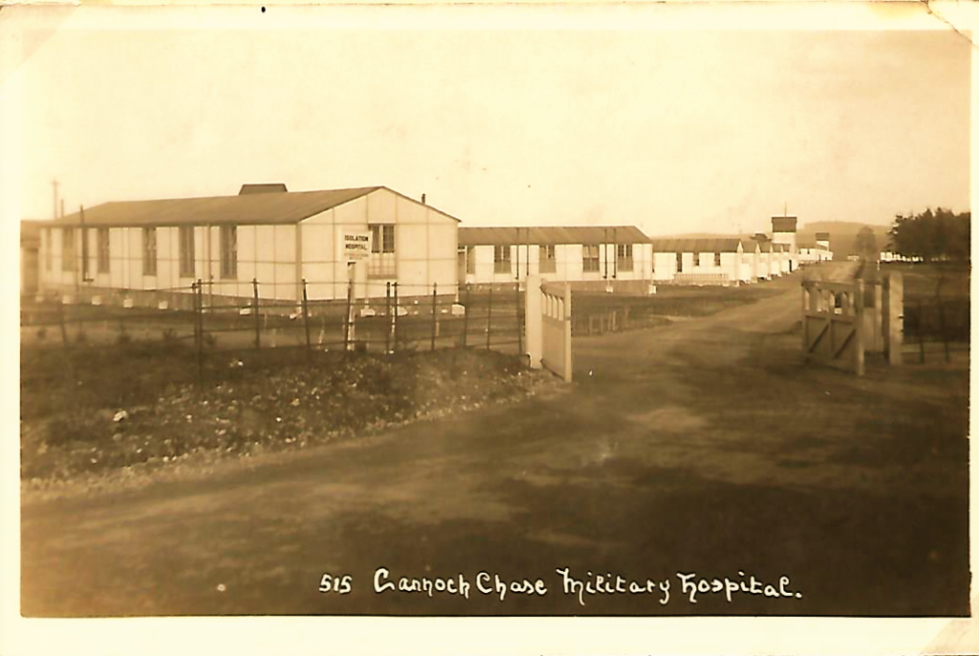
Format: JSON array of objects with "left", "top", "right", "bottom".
[
  {"left": 855, "top": 227, "right": 879, "bottom": 261},
  {"left": 890, "top": 207, "right": 970, "bottom": 263}
]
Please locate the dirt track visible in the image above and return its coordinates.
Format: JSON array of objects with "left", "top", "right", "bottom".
[{"left": 21, "top": 265, "right": 969, "bottom": 617}]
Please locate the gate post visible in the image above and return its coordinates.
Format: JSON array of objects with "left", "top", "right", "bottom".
[
  {"left": 883, "top": 272, "right": 903, "bottom": 366},
  {"left": 801, "top": 281, "right": 810, "bottom": 357},
  {"left": 525, "top": 274, "right": 542, "bottom": 369},
  {"left": 854, "top": 280, "right": 865, "bottom": 376},
  {"left": 872, "top": 281, "right": 883, "bottom": 351},
  {"left": 562, "top": 282, "right": 573, "bottom": 382}
]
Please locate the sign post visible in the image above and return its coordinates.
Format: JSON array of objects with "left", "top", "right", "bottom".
[{"left": 341, "top": 231, "right": 372, "bottom": 350}]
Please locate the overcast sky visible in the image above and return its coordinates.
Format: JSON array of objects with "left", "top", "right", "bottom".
[{"left": 12, "top": 19, "right": 971, "bottom": 236}]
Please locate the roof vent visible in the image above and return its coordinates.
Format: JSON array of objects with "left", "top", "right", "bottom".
[{"left": 239, "top": 183, "right": 288, "bottom": 195}]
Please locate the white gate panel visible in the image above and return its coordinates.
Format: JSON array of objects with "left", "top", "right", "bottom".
[{"left": 540, "top": 281, "right": 572, "bottom": 382}]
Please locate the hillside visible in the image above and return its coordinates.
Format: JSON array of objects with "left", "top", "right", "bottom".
[{"left": 799, "top": 221, "right": 893, "bottom": 258}]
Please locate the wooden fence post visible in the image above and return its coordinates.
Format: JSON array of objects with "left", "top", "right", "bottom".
[
  {"left": 302, "top": 279, "right": 311, "bottom": 355},
  {"left": 462, "top": 284, "right": 470, "bottom": 348},
  {"left": 486, "top": 287, "right": 493, "bottom": 350},
  {"left": 196, "top": 279, "right": 204, "bottom": 391},
  {"left": 516, "top": 281, "right": 522, "bottom": 357},
  {"left": 344, "top": 278, "right": 353, "bottom": 352},
  {"left": 801, "top": 282, "right": 809, "bottom": 357},
  {"left": 252, "top": 278, "right": 261, "bottom": 349},
  {"left": 393, "top": 282, "right": 399, "bottom": 353},
  {"left": 431, "top": 282, "right": 438, "bottom": 351},
  {"left": 385, "top": 282, "right": 391, "bottom": 354},
  {"left": 854, "top": 280, "right": 865, "bottom": 376}
]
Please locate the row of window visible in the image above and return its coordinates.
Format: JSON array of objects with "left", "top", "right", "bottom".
[
  {"left": 459, "top": 244, "right": 637, "bottom": 275},
  {"left": 674, "top": 252, "right": 727, "bottom": 273},
  {"left": 46, "top": 225, "right": 238, "bottom": 279},
  {"left": 44, "top": 224, "right": 400, "bottom": 280}
]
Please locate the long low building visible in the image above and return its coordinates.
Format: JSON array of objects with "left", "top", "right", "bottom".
[
  {"left": 650, "top": 238, "right": 746, "bottom": 285},
  {"left": 39, "top": 184, "right": 459, "bottom": 305},
  {"left": 458, "top": 225, "right": 654, "bottom": 292}
]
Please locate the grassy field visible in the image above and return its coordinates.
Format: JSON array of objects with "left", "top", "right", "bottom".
[{"left": 570, "top": 281, "right": 784, "bottom": 334}]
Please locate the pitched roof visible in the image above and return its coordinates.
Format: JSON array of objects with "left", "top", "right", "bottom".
[
  {"left": 458, "top": 225, "right": 649, "bottom": 247},
  {"left": 651, "top": 237, "right": 743, "bottom": 253},
  {"left": 47, "top": 186, "right": 460, "bottom": 227}
]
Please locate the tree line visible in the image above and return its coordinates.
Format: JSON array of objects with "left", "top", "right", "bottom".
[{"left": 887, "top": 208, "right": 970, "bottom": 263}]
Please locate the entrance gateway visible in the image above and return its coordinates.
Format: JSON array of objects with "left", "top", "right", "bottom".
[
  {"left": 801, "top": 272, "right": 903, "bottom": 375},
  {"left": 524, "top": 274, "right": 572, "bottom": 382}
]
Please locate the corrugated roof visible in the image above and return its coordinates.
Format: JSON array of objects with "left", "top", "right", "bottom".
[
  {"left": 652, "top": 238, "right": 743, "bottom": 253},
  {"left": 48, "top": 186, "right": 461, "bottom": 227},
  {"left": 458, "top": 225, "right": 649, "bottom": 246}
]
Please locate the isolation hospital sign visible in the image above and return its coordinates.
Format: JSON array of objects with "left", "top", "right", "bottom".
[{"left": 342, "top": 231, "right": 373, "bottom": 262}]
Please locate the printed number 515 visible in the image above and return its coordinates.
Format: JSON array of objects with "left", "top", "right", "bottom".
[{"left": 319, "top": 573, "right": 353, "bottom": 594}]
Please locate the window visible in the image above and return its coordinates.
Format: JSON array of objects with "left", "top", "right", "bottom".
[
  {"left": 714, "top": 252, "right": 722, "bottom": 267},
  {"left": 539, "top": 244, "right": 557, "bottom": 274},
  {"left": 179, "top": 226, "right": 195, "bottom": 278},
  {"left": 582, "top": 244, "right": 600, "bottom": 273},
  {"left": 44, "top": 228, "right": 52, "bottom": 271},
  {"left": 616, "top": 244, "right": 633, "bottom": 272},
  {"left": 457, "top": 246, "right": 476, "bottom": 276},
  {"left": 494, "top": 245, "right": 511, "bottom": 274},
  {"left": 676, "top": 252, "right": 683, "bottom": 273},
  {"left": 466, "top": 246, "right": 476, "bottom": 275},
  {"left": 62, "top": 227, "right": 75, "bottom": 272},
  {"left": 97, "top": 228, "right": 110, "bottom": 274},
  {"left": 693, "top": 252, "right": 700, "bottom": 267},
  {"left": 220, "top": 225, "right": 237, "bottom": 279},
  {"left": 142, "top": 227, "right": 158, "bottom": 276},
  {"left": 369, "top": 224, "right": 396, "bottom": 278}
]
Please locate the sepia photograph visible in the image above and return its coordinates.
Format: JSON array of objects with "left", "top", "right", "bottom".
[{"left": 2, "top": 1, "right": 974, "bottom": 653}]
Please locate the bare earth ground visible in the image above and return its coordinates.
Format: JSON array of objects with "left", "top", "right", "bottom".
[{"left": 21, "top": 266, "right": 969, "bottom": 617}]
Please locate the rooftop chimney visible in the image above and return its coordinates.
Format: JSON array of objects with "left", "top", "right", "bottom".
[{"left": 239, "top": 183, "right": 288, "bottom": 195}]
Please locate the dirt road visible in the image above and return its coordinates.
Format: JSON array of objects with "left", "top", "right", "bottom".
[{"left": 21, "top": 267, "right": 969, "bottom": 617}]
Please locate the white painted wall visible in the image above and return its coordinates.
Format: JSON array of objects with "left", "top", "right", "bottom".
[
  {"left": 40, "top": 223, "right": 300, "bottom": 302},
  {"left": 301, "top": 188, "right": 458, "bottom": 301},
  {"left": 466, "top": 241, "right": 651, "bottom": 286}
]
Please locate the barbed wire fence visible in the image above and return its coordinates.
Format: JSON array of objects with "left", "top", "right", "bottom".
[{"left": 21, "top": 279, "right": 528, "bottom": 390}]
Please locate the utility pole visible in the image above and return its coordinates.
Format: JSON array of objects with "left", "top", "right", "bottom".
[{"left": 51, "top": 178, "right": 60, "bottom": 221}]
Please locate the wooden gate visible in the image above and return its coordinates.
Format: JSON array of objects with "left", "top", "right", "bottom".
[
  {"left": 540, "top": 281, "right": 572, "bottom": 382},
  {"left": 801, "top": 279, "right": 865, "bottom": 375}
]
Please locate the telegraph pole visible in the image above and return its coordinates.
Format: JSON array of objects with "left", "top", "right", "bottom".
[{"left": 52, "top": 178, "right": 60, "bottom": 220}]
